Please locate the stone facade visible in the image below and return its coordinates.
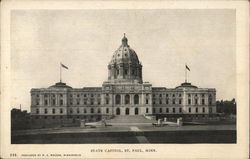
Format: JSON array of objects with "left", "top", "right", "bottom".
[{"left": 30, "top": 35, "right": 216, "bottom": 123}]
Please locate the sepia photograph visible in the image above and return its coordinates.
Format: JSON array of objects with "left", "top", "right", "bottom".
[{"left": 1, "top": 0, "right": 249, "bottom": 159}]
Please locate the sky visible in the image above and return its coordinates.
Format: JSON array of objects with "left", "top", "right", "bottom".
[{"left": 11, "top": 9, "right": 236, "bottom": 112}]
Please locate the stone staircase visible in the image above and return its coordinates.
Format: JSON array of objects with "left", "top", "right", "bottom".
[{"left": 106, "top": 115, "right": 156, "bottom": 125}]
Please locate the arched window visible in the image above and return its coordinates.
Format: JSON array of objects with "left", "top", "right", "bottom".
[
  {"left": 125, "top": 108, "right": 129, "bottom": 115},
  {"left": 116, "top": 108, "right": 120, "bottom": 115},
  {"left": 134, "top": 94, "right": 139, "bottom": 104},
  {"left": 125, "top": 94, "right": 130, "bottom": 104},
  {"left": 135, "top": 108, "right": 139, "bottom": 115},
  {"left": 115, "top": 94, "right": 121, "bottom": 105}
]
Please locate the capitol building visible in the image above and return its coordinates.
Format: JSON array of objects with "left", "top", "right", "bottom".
[{"left": 30, "top": 35, "right": 216, "bottom": 125}]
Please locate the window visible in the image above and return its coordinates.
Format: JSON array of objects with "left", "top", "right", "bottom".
[
  {"left": 60, "top": 108, "right": 63, "bottom": 114},
  {"left": 202, "top": 99, "right": 205, "bottom": 105},
  {"left": 52, "top": 109, "right": 55, "bottom": 114},
  {"left": 188, "top": 99, "right": 191, "bottom": 105},
  {"left": 115, "top": 94, "right": 121, "bottom": 104},
  {"left": 124, "top": 69, "right": 128, "bottom": 75},
  {"left": 117, "top": 69, "right": 119, "bottom": 75},
  {"left": 146, "top": 108, "right": 149, "bottom": 113},
  {"left": 106, "top": 94, "right": 109, "bottom": 97},
  {"left": 36, "top": 109, "right": 39, "bottom": 114},
  {"left": 84, "top": 94, "right": 87, "bottom": 97},
  {"left": 52, "top": 99, "right": 56, "bottom": 105},
  {"left": 91, "top": 108, "right": 94, "bottom": 114},
  {"left": 159, "top": 94, "right": 162, "bottom": 97},
  {"left": 44, "top": 94, "right": 48, "bottom": 97},
  {"left": 60, "top": 94, "right": 63, "bottom": 97},
  {"left": 202, "top": 94, "right": 205, "bottom": 97},
  {"left": 77, "top": 100, "right": 80, "bottom": 105},
  {"left": 60, "top": 100, "right": 63, "bottom": 105},
  {"left": 44, "top": 100, "right": 48, "bottom": 105},
  {"left": 173, "top": 108, "right": 175, "bottom": 113},
  {"left": 70, "top": 108, "right": 73, "bottom": 114},
  {"left": 189, "top": 107, "right": 191, "bottom": 113},
  {"left": 179, "top": 99, "right": 182, "bottom": 104},
  {"left": 98, "top": 100, "right": 101, "bottom": 105},
  {"left": 36, "top": 99, "right": 39, "bottom": 105},
  {"left": 77, "top": 94, "right": 80, "bottom": 97},
  {"left": 44, "top": 108, "right": 48, "bottom": 114},
  {"left": 179, "top": 108, "right": 182, "bottom": 113},
  {"left": 166, "top": 99, "right": 169, "bottom": 104},
  {"left": 84, "top": 100, "right": 87, "bottom": 105},
  {"left": 166, "top": 108, "right": 169, "bottom": 113},
  {"left": 84, "top": 108, "right": 87, "bottom": 113},
  {"left": 153, "top": 100, "right": 155, "bottom": 104},
  {"left": 196, "top": 107, "right": 198, "bottom": 113},
  {"left": 166, "top": 94, "right": 169, "bottom": 97},
  {"left": 125, "top": 94, "right": 130, "bottom": 104},
  {"left": 195, "top": 99, "right": 198, "bottom": 105},
  {"left": 106, "top": 108, "right": 109, "bottom": 114},
  {"left": 172, "top": 94, "right": 175, "bottom": 97},
  {"left": 172, "top": 99, "right": 175, "bottom": 104},
  {"left": 91, "top": 94, "right": 94, "bottom": 97},
  {"left": 153, "top": 108, "right": 155, "bottom": 113},
  {"left": 188, "top": 94, "right": 191, "bottom": 97},
  {"left": 159, "top": 100, "right": 162, "bottom": 104},
  {"left": 146, "top": 99, "right": 149, "bottom": 104},
  {"left": 179, "top": 94, "right": 182, "bottom": 97},
  {"left": 159, "top": 108, "right": 162, "bottom": 113},
  {"left": 195, "top": 94, "right": 197, "bottom": 97},
  {"left": 36, "top": 94, "right": 39, "bottom": 97},
  {"left": 90, "top": 99, "right": 94, "bottom": 105},
  {"left": 202, "top": 107, "right": 205, "bottom": 113},
  {"left": 106, "top": 99, "right": 109, "bottom": 104},
  {"left": 134, "top": 94, "right": 139, "bottom": 104},
  {"left": 77, "top": 108, "right": 80, "bottom": 114},
  {"left": 98, "top": 108, "right": 101, "bottom": 113}
]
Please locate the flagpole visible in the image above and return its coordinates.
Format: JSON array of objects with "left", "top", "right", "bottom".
[
  {"left": 185, "top": 64, "right": 187, "bottom": 83},
  {"left": 60, "top": 62, "right": 62, "bottom": 83}
]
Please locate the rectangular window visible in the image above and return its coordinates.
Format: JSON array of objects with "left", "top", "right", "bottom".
[
  {"left": 36, "top": 99, "right": 39, "bottom": 105},
  {"left": 195, "top": 99, "right": 198, "bottom": 104},
  {"left": 60, "top": 108, "right": 63, "bottom": 114},
  {"left": 91, "top": 99, "right": 94, "bottom": 105},
  {"left": 159, "top": 100, "right": 162, "bottom": 104},
  {"left": 44, "top": 100, "right": 48, "bottom": 105},
  {"left": 179, "top": 99, "right": 182, "bottom": 104},
  {"left": 36, "top": 109, "right": 39, "bottom": 114},
  {"left": 188, "top": 99, "right": 191, "bottom": 105},
  {"left": 173, "top": 108, "right": 175, "bottom": 113},
  {"left": 146, "top": 108, "right": 149, "bottom": 113},
  {"left": 179, "top": 108, "right": 182, "bottom": 113},
  {"left": 106, "top": 108, "right": 109, "bottom": 114},
  {"left": 203, "top": 107, "right": 205, "bottom": 113},
  {"left": 44, "top": 109, "right": 48, "bottom": 114},
  {"left": 202, "top": 99, "right": 205, "bottom": 105},
  {"left": 52, "top": 109, "right": 55, "bottom": 114},
  {"left": 172, "top": 99, "right": 175, "bottom": 104},
  {"left": 60, "top": 100, "right": 63, "bottom": 105},
  {"left": 166, "top": 99, "right": 169, "bottom": 104},
  {"left": 52, "top": 99, "right": 56, "bottom": 105},
  {"left": 146, "top": 99, "right": 149, "bottom": 104},
  {"left": 159, "top": 108, "right": 162, "bottom": 113},
  {"left": 189, "top": 107, "right": 191, "bottom": 113},
  {"left": 166, "top": 108, "right": 169, "bottom": 113},
  {"left": 84, "top": 100, "right": 87, "bottom": 105},
  {"left": 106, "top": 99, "right": 109, "bottom": 104},
  {"left": 84, "top": 109, "right": 87, "bottom": 113},
  {"left": 196, "top": 107, "right": 198, "bottom": 113}
]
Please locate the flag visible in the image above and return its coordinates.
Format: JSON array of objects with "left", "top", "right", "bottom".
[
  {"left": 61, "top": 63, "right": 68, "bottom": 69},
  {"left": 185, "top": 65, "right": 190, "bottom": 71}
]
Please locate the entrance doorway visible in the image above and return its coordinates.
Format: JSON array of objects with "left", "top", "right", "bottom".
[
  {"left": 116, "top": 108, "right": 120, "bottom": 115},
  {"left": 125, "top": 108, "right": 129, "bottom": 115},
  {"left": 135, "top": 108, "right": 139, "bottom": 115}
]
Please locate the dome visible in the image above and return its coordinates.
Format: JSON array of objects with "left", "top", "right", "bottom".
[
  {"left": 48, "top": 82, "right": 72, "bottom": 89},
  {"left": 107, "top": 34, "right": 143, "bottom": 83},
  {"left": 109, "top": 35, "right": 140, "bottom": 65},
  {"left": 175, "top": 82, "right": 198, "bottom": 89}
]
